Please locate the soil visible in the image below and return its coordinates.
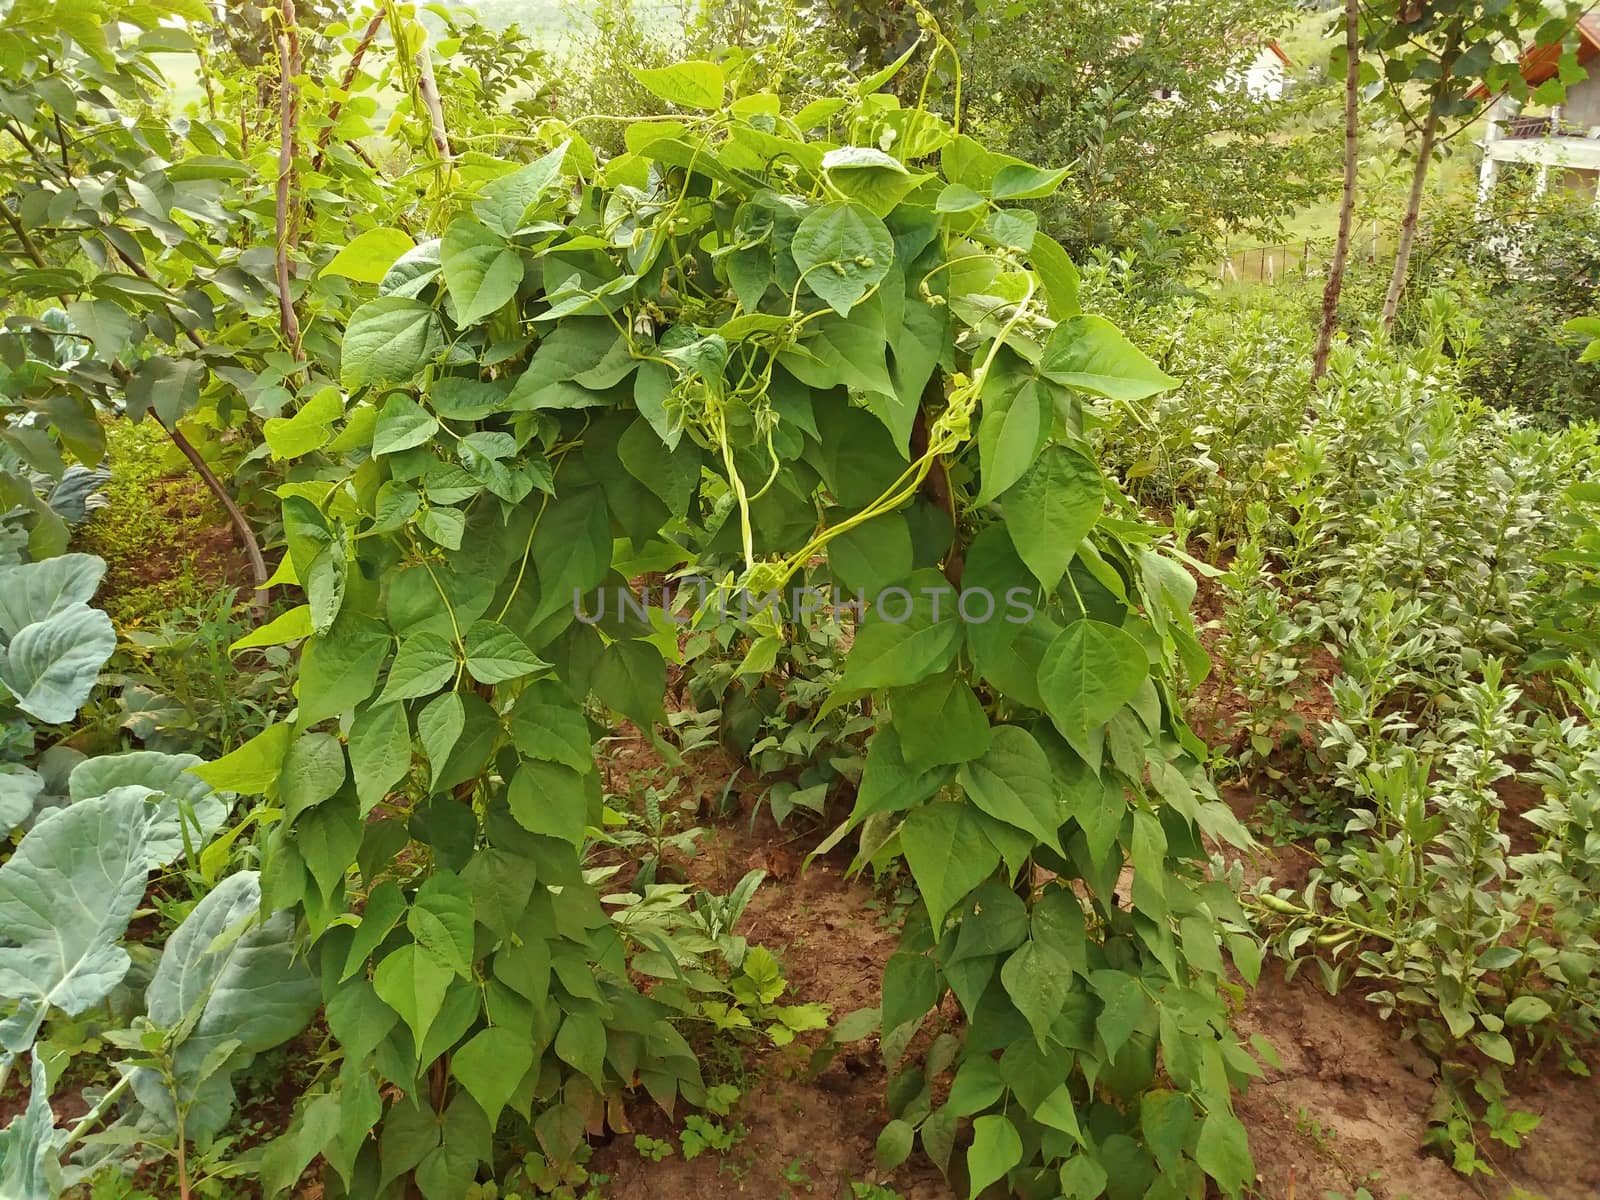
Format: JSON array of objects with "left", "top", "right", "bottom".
[
  {"left": 583, "top": 719, "right": 945, "bottom": 1200},
  {"left": 108, "top": 473, "right": 256, "bottom": 602},
  {"left": 592, "top": 823, "right": 952, "bottom": 1199},
  {"left": 1236, "top": 966, "right": 1600, "bottom": 1200}
]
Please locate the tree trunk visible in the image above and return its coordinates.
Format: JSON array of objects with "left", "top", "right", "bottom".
[
  {"left": 1381, "top": 104, "right": 1440, "bottom": 332},
  {"left": 1312, "top": 0, "right": 1361, "bottom": 382}
]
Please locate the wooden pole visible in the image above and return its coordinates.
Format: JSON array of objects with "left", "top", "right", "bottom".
[{"left": 274, "top": 0, "right": 304, "bottom": 361}]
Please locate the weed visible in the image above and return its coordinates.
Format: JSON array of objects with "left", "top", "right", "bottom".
[
  {"left": 87, "top": 1175, "right": 158, "bottom": 1200},
  {"left": 680, "top": 601, "right": 871, "bottom": 827},
  {"left": 781, "top": 1155, "right": 815, "bottom": 1193},
  {"left": 509, "top": 1143, "right": 611, "bottom": 1198},
  {"left": 1293, "top": 1106, "right": 1339, "bottom": 1153},
  {"left": 699, "top": 946, "right": 831, "bottom": 1048},
  {"left": 680, "top": 1114, "right": 746, "bottom": 1160},
  {"left": 109, "top": 586, "right": 294, "bottom": 756},
  {"left": 633, "top": 1134, "right": 675, "bottom": 1163},
  {"left": 599, "top": 773, "right": 706, "bottom": 886},
  {"left": 74, "top": 422, "right": 245, "bottom": 630}
]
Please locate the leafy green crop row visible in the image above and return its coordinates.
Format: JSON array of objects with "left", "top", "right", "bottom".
[
  {"left": 0, "top": 3, "right": 1271, "bottom": 1197},
  {"left": 1092, "top": 280, "right": 1600, "bottom": 1174}
]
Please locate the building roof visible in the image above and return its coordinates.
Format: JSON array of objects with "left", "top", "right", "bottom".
[{"left": 1467, "top": 13, "right": 1600, "bottom": 101}]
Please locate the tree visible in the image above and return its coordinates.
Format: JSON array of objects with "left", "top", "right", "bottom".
[
  {"left": 958, "top": 0, "right": 1336, "bottom": 264},
  {"left": 0, "top": 0, "right": 278, "bottom": 596},
  {"left": 0, "top": 0, "right": 485, "bottom": 603},
  {"left": 1314, "top": 0, "right": 1361, "bottom": 382},
  {"left": 1363, "top": 0, "right": 1584, "bottom": 330}
]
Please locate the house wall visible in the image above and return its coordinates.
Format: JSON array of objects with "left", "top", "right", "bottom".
[
  {"left": 1563, "top": 72, "right": 1600, "bottom": 128},
  {"left": 1559, "top": 166, "right": 1599, "bottom": 198},
  {"left": 1242, "top": 50, "right": 1285, "bottom": 101}
]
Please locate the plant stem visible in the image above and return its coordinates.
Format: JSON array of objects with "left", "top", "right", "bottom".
[
  {"left": 911, "top": 393, "right": 963, "bottom": 586},
  {"left": 60, "top": 1072, "right": 133, "bottom": 1151},
  {"left": 174, "top": 1089, "right": 191, "bottom": 1200},
  {"left": 163, "top": 421, "right": 270, "bottom": 614}
]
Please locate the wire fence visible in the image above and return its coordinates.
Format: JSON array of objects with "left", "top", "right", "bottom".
[{"left": 1218, "top": 221, "right": 1393, "bottom": 286}]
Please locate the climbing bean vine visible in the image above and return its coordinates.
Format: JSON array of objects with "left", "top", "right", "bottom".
[{"left": 216, "top": 45, "right": 1263, "bottom": 1200}]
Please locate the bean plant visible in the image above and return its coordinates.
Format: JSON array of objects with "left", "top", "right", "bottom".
[{"left": 194, "top": 41, "right": 1265, "bottom": 1200}]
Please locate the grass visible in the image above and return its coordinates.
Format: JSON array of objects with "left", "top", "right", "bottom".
[{"left": 1269, "top": 146, "right": 1480, "bottom": 245}]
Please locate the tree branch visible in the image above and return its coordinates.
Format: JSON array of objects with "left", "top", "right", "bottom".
[{"left": 0, "top": 196, "right": 50, "bottom": 269}]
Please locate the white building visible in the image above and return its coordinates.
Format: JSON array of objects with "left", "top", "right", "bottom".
[
  {"left": 1240, "top": 42, "right": 1292, "bottom": 102},
  {"left": 1475, "top": 14, "right": 1600, "bottom": 210},
  {"left": 1149, "top": 38, "right": 1292, "bottom": 105}
]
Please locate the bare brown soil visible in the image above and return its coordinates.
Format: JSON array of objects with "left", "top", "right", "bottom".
[
  {"left": 1237, "top": 965, "right": 1600, "bottom": 1200},
  {"left": 592, "top": 819, "right": 952, "bottom": 1199}
]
